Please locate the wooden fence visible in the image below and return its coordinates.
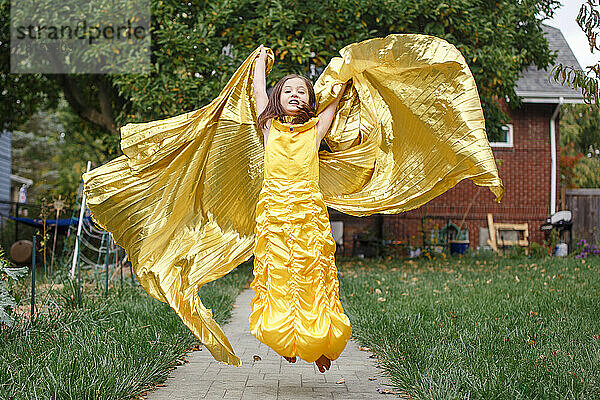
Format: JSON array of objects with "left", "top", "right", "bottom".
[{"left": 566, "top": 189, "right": 600, "bottom": 244}]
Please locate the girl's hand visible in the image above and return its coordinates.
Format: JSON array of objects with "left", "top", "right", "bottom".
[{"left": 255, "top": 44, "right": 267, "bottom": 64}]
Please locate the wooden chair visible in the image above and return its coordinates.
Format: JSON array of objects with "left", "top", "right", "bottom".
[{"left": 487, "top": 213, "right": 529, "bottom": 254}]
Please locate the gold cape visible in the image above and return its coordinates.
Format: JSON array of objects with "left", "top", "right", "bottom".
[{"left": 82, "top": 34, "right": 504, "bottom": 366}]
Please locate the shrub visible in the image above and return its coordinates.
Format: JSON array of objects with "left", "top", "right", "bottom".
[{"left": 0, "top": 250, "right": 28, "bottom": 327}]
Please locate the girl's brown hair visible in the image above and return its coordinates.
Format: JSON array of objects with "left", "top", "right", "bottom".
[{"left": 257, "top": 74, "right": 316, "bottom": 130}]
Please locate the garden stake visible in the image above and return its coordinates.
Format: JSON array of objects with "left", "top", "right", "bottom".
[
  {"left": 14, "top": 203, "right": 19, "bottom": 243},
  {"left": 105, "top": 236, "right": 110, "bottom": 298},
  {"left": 130, "top": 257, "right": 134, "bottom": 285},
  {"left": 31, "top": 235, "right": 36, "bottom": 318},
  {"left": 77, "top": 235, "right": 81, "bottom": 306},
  {"left": 119, "top": 248, "right": 123, "bottom": 289}
]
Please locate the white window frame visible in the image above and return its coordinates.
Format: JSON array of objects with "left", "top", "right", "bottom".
[{"left": 490, "top": 124, "right": 513, "bottom": 148}]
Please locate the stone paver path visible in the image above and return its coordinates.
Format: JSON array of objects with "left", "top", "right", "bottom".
[{"left": 145, "top": 289, "right": 403, "bottom": 399}]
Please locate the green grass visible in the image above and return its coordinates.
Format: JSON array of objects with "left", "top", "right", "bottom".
[
  {"left": 0, "top": 261, "right": 253, "bottom": 400},
  {"left": 338, "top": 255, "right": 600, "bottom": 399}
]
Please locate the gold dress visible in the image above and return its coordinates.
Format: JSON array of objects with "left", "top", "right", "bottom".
[
  {"left": 250, "top": 117, "right": 351, "bottom": 362},
  {"left": 82, "top": 34, "right": 504, "bottom": 366}
]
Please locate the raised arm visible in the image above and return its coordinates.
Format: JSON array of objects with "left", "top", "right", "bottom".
[
  {"left": 316, "top": 82, "right": 347, "bottom": 144},
  {"left": 254, "top": 45, "right": 270, "bottom": 145}
]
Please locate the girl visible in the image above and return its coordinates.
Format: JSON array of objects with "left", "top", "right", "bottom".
[
  {"left": 82, "top": 36, "right": 503, "bottom": 369},
  {"left": 250, "top": 45, "right": 350, "bottom": 373}
]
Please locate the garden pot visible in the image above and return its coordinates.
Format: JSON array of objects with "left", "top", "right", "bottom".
[
  {"left": 10, "top": 240, "right": 32, "bottom": 264},
  {"left": 449, "top": 239, "right": 470, "bottom": 255}
]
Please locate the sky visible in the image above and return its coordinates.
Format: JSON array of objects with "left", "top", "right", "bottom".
[{"left": 546, "top": 0, "right": 599, "bottom": 69}]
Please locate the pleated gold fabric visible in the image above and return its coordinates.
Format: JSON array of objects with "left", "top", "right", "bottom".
[
  {"left": 250, "top": 117, "right": 351, "bottom": 362},
  {"left": 82, "top": 34, "right": 504, "bottom": 366},
  {"left": 315, "top": 35, "right": 504, "bottom": 213}
]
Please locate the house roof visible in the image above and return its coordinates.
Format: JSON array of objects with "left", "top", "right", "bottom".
[
  {"left": 10, "top": 174, "right": 33, "bottom": 187},
  {"left": 515, "top": 24, "right": 586, "bottom": 103}
]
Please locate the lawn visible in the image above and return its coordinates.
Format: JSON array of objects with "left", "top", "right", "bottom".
[
  {"left": 338, "top": 255, "right": 600, "bottom": 399},
  {"left": 0, "top": 261, "right": 253, "bottom": 400},
  {"left": 2, "top": 253, "right": 598, "bottom": 399}
]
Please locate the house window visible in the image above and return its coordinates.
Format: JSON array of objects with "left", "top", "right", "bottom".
[{"left": 490, "top": 124, "right": 513, "bottom": 148}]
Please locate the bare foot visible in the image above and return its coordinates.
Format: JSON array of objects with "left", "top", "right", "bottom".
[
  {"left": 315, "top": 355, "right": 331, "bottom": 373},
  {"left": 284, "top": 356, "right": 297, "bottom": 363}
]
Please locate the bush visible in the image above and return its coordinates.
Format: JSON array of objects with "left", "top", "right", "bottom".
[{"left": 0, "top": 249, "right": 28, "bottom": 327}]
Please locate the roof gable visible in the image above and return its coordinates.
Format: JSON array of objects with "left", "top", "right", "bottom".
[{"left": 515, "top": 24, "right": 585, "bottom": 103}]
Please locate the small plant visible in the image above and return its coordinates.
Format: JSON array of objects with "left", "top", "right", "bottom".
[
  {"left": 543, "top": 228, "right": 560, "bottom": 253},
  {"left": 56, "top": 275, "right": 81, "bottom": 311},
  {"left": 0, "top": 250, "right": 28, "bottom": 327},
  {"left": 38, "top": 197, "right": 51, "bottom": 275},
  {"left": 528, "top": 242, "right": 551, "bottom": 259},
  {"left": 573, "top": 238, "right": 600, "bottom": 259}
]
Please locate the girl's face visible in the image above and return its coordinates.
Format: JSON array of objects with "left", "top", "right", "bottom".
[{"left": 279, "top": 77, "right": 310, "bottom": 116}]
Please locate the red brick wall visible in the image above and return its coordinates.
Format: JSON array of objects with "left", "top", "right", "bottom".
[
  {"left": 327, "top": 209, "right": 382, "bottom": 256},
  {"left": 328, "top": 102, "right": 561, "bottom": 252}
]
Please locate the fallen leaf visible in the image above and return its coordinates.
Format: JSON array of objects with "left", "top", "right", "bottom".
[
  {"left": 515, "top": 275, "right": 520, "bottom": 282},
  {"left": 377, "top": 388, "right": 398, "bottom": 394},
  {"left": 253, "top": 355, "right": 262, "bottom": 361},
  {"left": 359, "top": 346, "right": 371, "bottom": 351},
  {"left": 368, "top": 377, "right": 377, "bottom": 381},
  {"left": 377, "top": 297, "right": 386, "bottom": 302},
  {"left": 336, "top": 378, "right": 345, "bottom": 384},
  {"left": 188, "top": 344, "right": 202, "bottom": 351},
  {"left": 375, "top": 288, "right": 382, "bottom": 295}
]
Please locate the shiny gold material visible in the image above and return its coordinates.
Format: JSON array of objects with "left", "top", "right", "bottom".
[
  {"left": 83, "top": 34, "right": 503, "bottom": 366},
  {"left": 250, "top": 117, "right": 352, "bottom": 362}
]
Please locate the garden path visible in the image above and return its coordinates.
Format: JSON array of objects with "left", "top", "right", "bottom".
[{"left": 144, "top": 288, "right": 407, "bottom": 399}]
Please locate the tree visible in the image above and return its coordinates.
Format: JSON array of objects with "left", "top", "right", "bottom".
[
  {"left": 561, "top": 104, "right": 600, "bottom": 154},
  {"left": 551, "top": 0, "right": 600, "bottom": 103},
  {"left": 11, "top": 110, "right": 64, "bottom": 202},
  {"left": 1, "top": 0, "right": 561, "bottom": 155},
  {"left": 559, "top": 104, "right": 600, "bottom": 188},
  {"left": 11, "top": 99, "right": 114, "bottom": 203},
  {"left": 572, "top": 155, "right": 600, "bottom": 187}
]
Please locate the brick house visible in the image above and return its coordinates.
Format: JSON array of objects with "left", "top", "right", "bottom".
[{"left": 329, "top": 25, "right": 585, "bottom": 256}]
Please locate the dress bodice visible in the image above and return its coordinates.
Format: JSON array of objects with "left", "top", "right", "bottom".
[{"left": 264, "top": 117, "right": 319, "bottom": 182}]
